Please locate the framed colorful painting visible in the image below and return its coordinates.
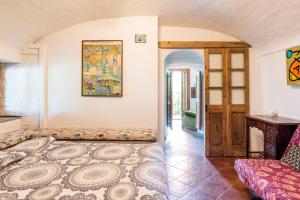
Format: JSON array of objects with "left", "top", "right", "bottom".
[
  {"left": 82, "top": 40, "right": 123, "bottom": 96},
  {"left": 286, "top": 45, "right": 300, "bottom": 85}
]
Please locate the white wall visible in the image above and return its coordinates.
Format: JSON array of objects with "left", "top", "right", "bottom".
[
  {"left": 249, "top": 39, "right": 300, "bottom": 152},
  {"left": 38, "top": 17, "right": 159, "bottom": 129},
  {"left": 35, "top": 23, "right": 265, "bottom": 148},
  {"left": 260, "top": 50, "right": 300, "bottom": 120},
  {"left": 259, "top": 37, "right": 300, "bottom": 120},
  {"left": 249, "top": 48, "right": 264, "bottom": 151},
  {"left": 1, "top": 16, "right": 297, "bottom": 151},
  {"left": 0, "top": 43, "right": 21, "bottom": 63}
]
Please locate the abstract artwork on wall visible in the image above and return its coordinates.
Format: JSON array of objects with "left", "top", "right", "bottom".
[
  {"left": 286, "top": 45, "right": 300, "bottom": 85},
  {"left": 82, "top": 40, "right": 123, "bottom": 96}
]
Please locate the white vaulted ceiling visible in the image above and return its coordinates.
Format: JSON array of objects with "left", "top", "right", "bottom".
[{"left": 1, "top": 0, "right": 300, "bottom": 50}]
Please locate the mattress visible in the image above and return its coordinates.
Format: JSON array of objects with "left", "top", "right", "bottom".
[{"left": 0, "top": 137, "right": 168, "bottom": 200}]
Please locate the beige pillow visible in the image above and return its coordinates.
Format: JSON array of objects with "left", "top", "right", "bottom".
[
  {"left": 0, "top": 130, "right": 32, "bottom": 150},
  {"left": 33, "top": 128, "right": 157, "bottom": 141}
]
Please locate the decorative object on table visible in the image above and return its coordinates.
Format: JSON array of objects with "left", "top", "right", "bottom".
[
  {"left": 82, "top": 40, "right": 123, "bottom": 97},
  {"left": 269, "top": 110, "right": 278, "bottom": 117},
  {"left": 135, "top": 34, "right": 146, "bottom": 43},
  {"left": 286, "top": 45, "right": 300, "bottom": 85},
  {"left": 191, "top": 87, "right": 196, "bottom": 98}
]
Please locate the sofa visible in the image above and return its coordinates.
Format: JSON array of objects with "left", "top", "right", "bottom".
[
  {"left": 235, "top": 125, "right": 300, "bottom": 200},
  {"left": 182, "top": 110, "right": 197, "bottom": 131}
]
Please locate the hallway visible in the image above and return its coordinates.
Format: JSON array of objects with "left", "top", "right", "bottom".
[{"left": 164, "top": 120, "right": 251, "bottom": 200}]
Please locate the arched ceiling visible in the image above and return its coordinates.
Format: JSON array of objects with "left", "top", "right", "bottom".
[
  {"left": 1, "top": 0, "right": 300, "bottom": 50},
  {"left": 165, "top": 50, "right": 204, "bottom": 70},
  {"left": 165, "top": 50, "right": 203, "bottom": 67}
]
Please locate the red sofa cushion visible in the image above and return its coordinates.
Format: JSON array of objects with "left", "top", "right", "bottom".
[
  {"left": 235, "top": 125, "right": 300, "bottom": 199},
  {"left": 235, "top": 159, "right": 300, "bottom": 200}
]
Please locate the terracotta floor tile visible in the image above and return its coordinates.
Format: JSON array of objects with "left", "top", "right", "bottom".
[
  {"left": 181, "top": 186, "right": 218, "bottom": 200},
  {"left": 173, "top": 160, "right": 202, "bottom": 172},
  {"left": 183, "top": 165, "right": 218, "bottom": 176},
  {"left": 166, "top": 165, "right": 186, "bottom": 180},
  {"left": 176, "top": 170, "right": 213, "bottom": 187},
  {"left": 230, "top": 180, "right": 250, "bottom": 194},
  {"left": 207, "top": 173, "right": 237, "bottom": 187},
  {"left": 219, "top": 167, "right": 240, "bottom": 179},
  {"left": 166, "top": 155, "right": 189, "bottom": 166},
  {"left": 174, "top": 158, "right": 214, "bottom": 174},
  {"left": 169, "top": 179, "right": 193, "bottom": 198},
  {"left": 168, "top": 194, "right": 180, "bottom": 200},
  {"left": 165, "top": 120, "right": 251, "bottom": 200},
  {"left": 198, "top": 180, "right": 228, "bottom": 198},
  {"left": 220, "top": 187, "right": 250, "bottom": 200}
]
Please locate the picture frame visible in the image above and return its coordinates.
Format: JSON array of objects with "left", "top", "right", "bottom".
[
  {"left": 135, "top": 34, "right": 146, "bottom": 43},
  {"left": 286, "top": 45, "right": 300, "bottom": 85},
  {"left": 82, "top": 40, "right": 123, "bottom": 97},
  {"left": 191, "top": 87, "right": 196, "bottom": 98}
]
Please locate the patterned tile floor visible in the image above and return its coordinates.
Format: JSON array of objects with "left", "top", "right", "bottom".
[{"left": 164, "top": 120, "right": 252, "bottom": 200}]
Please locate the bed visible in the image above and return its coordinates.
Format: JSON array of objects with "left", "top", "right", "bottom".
[{"left": 0, "top": 129, "right": 168, "bottom": 200}]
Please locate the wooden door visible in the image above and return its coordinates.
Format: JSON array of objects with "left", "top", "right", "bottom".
[
  {"left": 181, "top": 69, "right": 190, "bottom": 115},
  {"left": 226, "top": 48, "right": 249, "bottom": 156},
  {"left": 205, "top": 48, "right": 227, "bottom": 156},
  {"left": 198, "top": 71, "right": 203, "bottom": 130},
  {"left": 205, "top": 48, "right": 249, "bottom": 156},
  {"left": 166, "top": 71, "right": 173, "bottom": 129}
]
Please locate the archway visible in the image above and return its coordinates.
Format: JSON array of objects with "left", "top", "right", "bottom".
[{"left": 163, "top": 50, "right": 204, "bottom": 140}]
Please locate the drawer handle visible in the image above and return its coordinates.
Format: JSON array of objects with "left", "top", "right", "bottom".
[{"left": 266, "top": 144, "right": 274, "bottom": 152}]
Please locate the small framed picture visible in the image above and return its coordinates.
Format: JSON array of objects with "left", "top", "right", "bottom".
[
  {"left": 191, "top": 87, "right": 196, "bottom": 98},
  {"left": 135, "top": 34, "right": 146, "bottom": 43}
]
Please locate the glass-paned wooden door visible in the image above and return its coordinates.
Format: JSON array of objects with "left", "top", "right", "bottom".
[
  {"left": 205, "top": 48, "right": 227, "bottom": 156},
  {"left": 227, "top": 48, "right": 249, "bottom": 156},
  {"left": 205, "top": 47, "right": 249, "bottom": 157}
]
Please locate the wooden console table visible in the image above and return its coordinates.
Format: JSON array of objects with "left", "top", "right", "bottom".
[{"left": 246, "top": 115, "right": 300, "bottom": 159}]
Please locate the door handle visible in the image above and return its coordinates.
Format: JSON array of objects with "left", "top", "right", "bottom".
[{"left": 205, "top": 104, "right": 208, "bottom": 112}]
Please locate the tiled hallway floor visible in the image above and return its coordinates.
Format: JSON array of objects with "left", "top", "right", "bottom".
[{"left": 164, "top": 120, "right": 251, "bottom": 200}]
